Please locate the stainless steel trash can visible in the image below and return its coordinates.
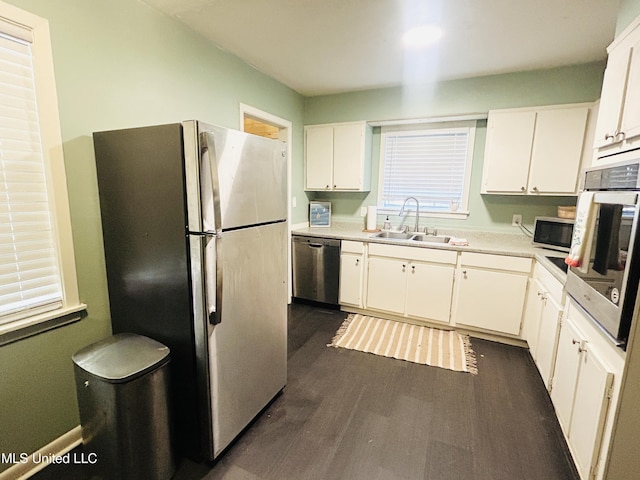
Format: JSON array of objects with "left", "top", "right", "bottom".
[{"left": 72, "top": 333, "right": 176, "bottom": 480}]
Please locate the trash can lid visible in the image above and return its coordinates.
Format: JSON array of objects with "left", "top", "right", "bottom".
[{"left": 72, "top": 333, "right": 170, "bottom": 383}]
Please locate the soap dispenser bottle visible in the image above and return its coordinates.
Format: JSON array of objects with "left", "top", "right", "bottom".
[{"left": 383, "top": 216, "right": 391, "bottom": 230}]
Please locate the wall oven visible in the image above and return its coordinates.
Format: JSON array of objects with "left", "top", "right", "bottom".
[{"left": 565, "top": 160, "right": 640, "bottom": 349}]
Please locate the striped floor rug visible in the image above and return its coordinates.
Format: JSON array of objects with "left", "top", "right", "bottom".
[{"left": 328, "top": 314, "right": 478, "bottom": 374}]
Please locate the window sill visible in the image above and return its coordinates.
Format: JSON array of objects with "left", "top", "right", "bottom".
[
  {"left": 378, "top": 209, "right": 470, "bottom": 220},
  {"left": 0, "top": 304, "right": 87, "bottom": 347}
]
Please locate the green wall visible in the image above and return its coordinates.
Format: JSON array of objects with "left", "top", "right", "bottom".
[
  {"left": 0, "top": 0, "right": 303, "bottom": 472},
  {"left": 302, "top": 62, "right": 606, "bottom": 232},
  {"left": 617, "top": 0, "right": 640, "bottom": 35}
]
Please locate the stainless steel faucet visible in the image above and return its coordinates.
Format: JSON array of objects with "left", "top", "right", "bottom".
[{"left": 399, "top": 196, "right": 420, "bottom": 232}]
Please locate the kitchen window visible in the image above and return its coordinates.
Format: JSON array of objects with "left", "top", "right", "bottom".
[
  {"left": 0, "top": 3, "right": 84, "bottom": 345},
  {"left": 378, "top": 122, "right": 475, "bottom": 217}
]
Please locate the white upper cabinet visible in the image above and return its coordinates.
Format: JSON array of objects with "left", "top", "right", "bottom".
[
  {"left": 304, "top": 121, "right": 372, "bottom": 191},
  {"left": 482, "top": 110, "right": 536, "bottom": 193},
  {"left": 482, "top": 104, "right": 592, "bottom": 195},
  {"left": 593, "top": 17, "right": 640, "bottom": 159}
]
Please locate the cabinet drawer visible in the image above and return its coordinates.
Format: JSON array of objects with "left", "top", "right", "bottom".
[
  {"left": 368, "top": 243, "right": 457, "bottom": 264},
  {"left": 342, "top": 240, "right": 364, "bottom": 254},
  {"left": 460, "top": 252, "right": 532, "bottom": 273},
  {"left": 534, "top": 261, "right": 564, "bottom": 305}
]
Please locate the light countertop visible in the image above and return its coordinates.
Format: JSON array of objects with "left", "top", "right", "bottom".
[{"left": 293, "top": 223, "right": 568, "bottom": 283}]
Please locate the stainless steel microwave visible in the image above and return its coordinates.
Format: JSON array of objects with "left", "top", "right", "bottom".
[{"left": 532, "top": 216, "right": 574, "bottom": 252}]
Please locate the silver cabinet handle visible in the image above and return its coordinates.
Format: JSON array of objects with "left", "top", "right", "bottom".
[{"left": 571, "top": 338, "right": 586, "bottom": 353}]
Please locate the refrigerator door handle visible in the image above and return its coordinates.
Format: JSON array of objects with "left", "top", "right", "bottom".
[
  {"left": 203, "top": 233, "right": 223, "bottom": 325},
  {"left": 199, "top": 132, "right": 222, "bottom": 233}
]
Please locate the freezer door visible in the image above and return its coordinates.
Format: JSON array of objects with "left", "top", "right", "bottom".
[
  {"left": 208, "top": 221, "right": 287, "bottom": 459},
  {"left": 199, "top": 125, "right": 287, "bottom": 230}
]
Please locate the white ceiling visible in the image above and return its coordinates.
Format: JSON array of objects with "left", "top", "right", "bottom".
[{"left": 141, "top": 0, "right": 621, "bottom": 97}]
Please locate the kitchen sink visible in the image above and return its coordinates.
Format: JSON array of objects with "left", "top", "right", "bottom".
[
  {"left": 371, "top": 231, "right": 452, "bottom": 245},
  {"left": 372, "top": 231, "right": 414, "bottom": 240},
  {"left": 411, "top": 234, "right": 451, "bottom": 244}
]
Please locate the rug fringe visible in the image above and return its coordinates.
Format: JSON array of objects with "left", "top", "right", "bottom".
[
  {"left": 461, "top": 334, "right": 479, "bottom": 375},
  {"left": 327, "top": 313, "right": 355, "bottom": 347}
]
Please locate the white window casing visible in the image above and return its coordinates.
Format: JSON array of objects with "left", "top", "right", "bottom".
[{"left": 0, "top": 2, "right": 84, "bottom": 344}]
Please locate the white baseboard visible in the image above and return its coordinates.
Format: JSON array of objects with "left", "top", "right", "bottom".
[{"left": 0, "top": 426, "right": 82, "bottom": 480}]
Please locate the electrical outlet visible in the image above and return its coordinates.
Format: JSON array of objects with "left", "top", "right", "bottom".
[
  {"left": 512, "top": 214, "right": 522, "bottom": 226},
  {"left": 360, "top": 207, "right": 367, "bottom": 217}
]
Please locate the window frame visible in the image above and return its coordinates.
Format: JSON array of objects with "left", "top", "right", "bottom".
[
  {"left": 0, "top": 2, "right": 85, "bottom": 345},
  {"left": 377, "top": 121, "right": 476, "bottom": 219}
]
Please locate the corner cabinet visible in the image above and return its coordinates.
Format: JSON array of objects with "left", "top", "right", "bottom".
[
  {"left": 453, "top": 252, "right": 532, "bottom": 335},
  {"left": 593, "top": 16, "right": 640, "bottom": 160},
  {"left": 481, "top": 103, "right": 594, "bottom": 195},
  {"left": 304, "top": 121, "right": 372, "bottom": 191}
]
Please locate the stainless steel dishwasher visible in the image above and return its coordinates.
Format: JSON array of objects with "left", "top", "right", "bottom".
[{"left": 292, "top": 235, "right": 341, "bottom": 305}]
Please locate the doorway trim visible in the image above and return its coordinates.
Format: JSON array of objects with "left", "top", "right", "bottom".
[{"left": 239, "top": 103, "right": 293, "bottom": 300}]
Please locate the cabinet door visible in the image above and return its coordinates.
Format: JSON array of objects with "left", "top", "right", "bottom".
[
  {"left": 405, "top": 262, "right": 454, "bottom": 323},
  {"left": 333, "top": 123, "right": 364, "bottom": 190},
  {"left": 482, "top": 111, "right": 536, "bottom": 193},
  {"left": 620, "top": 38, "right": 640, "bottom": 142},
  {"left": 594, "top": 47, "right": 631, "bottom": 149},
  {"left": 523, "top": 279, "right": 544, "bottom": 356},
  {"left": 535, "top": 293, "right": 562, "bottom": 390},
  {"left": 366, "top": 257, "right": 406, "bottom": 314},
  {"left": 528, "top": 107, "right": 588, "bottom": 194},
  {"left": 570, "top": 348, "right": 614, "bottom": 480},
  {"left": 305, "top": 126, "right": 333, "bottom": 190},
  {"left": 550, "top": 318, "right": 583, "bottom": 433},
  {"left": 339, "top": 253, "right": 363, "bottom": 307},
  {"left": 454, "top": 268, "right": 528, "bottom": 335}
]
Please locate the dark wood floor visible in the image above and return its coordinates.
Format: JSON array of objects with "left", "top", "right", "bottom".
[{"left": 32, "top": 302, "right": 578, "bottom": 480}]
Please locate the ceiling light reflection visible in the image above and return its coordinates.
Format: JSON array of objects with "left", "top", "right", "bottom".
[{"left": 403, "top": 25, "right": 443, "bottom": 48}]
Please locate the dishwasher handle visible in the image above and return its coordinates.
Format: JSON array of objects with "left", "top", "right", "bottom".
[{"left": 292, "top": 235, "right": 341, "bottom": 249}]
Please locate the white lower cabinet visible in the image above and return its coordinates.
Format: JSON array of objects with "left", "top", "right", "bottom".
[
  {"left": 453, "top": 252, "right": 531, "bottom": 335},
  {"left": 339, "top": 241, "right": 365, "bottom": 308},
  {"left": 366, "top": 256, "right": 406, "bottom": 313},
  {"left": 551, "top": 315, "right": 615, "bottom": 480},
  {"left": 535, "top": 293, "right": 563, "bottom": 389},
  {"left": 522, "top": 262, "right": 564, "bottom": 389},
  {"left": 365, "top": 243, "right": 456, "bottom": 324}
]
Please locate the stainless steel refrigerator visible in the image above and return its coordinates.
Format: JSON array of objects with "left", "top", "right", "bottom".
[{"left": 93, "top": 121, "right": 288, "bottom": 461}]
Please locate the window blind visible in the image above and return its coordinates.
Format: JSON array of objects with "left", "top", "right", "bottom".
[
  {"left": 381, "top": 128, "right": 471, "bottom": 212},
  {"left": 0, "top": 31, "right": 63, "bottom": 325}
]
